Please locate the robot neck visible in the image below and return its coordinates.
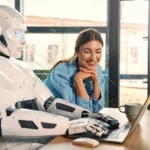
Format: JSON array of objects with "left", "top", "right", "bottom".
[{"left": 0, "top": 52, "right": 10, "bottom": 59}]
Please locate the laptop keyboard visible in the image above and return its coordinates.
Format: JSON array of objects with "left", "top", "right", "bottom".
[{"left": 104, "top": 124, "right": 131, "bottom": 139}]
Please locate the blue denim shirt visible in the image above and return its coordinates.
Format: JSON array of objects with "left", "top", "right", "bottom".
[{"left": 44, "top": 58, "right": 105, "bottom": 112}]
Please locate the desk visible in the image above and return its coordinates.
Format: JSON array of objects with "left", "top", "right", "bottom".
[{"left": 40, "top": 108, "right": 150, "bottom": 150}]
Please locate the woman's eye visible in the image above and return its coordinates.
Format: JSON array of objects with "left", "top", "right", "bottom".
[
  {"left": 96, "top": 51, "right": 101, "bottom": 54},
  {"left": 84, "top": 51, "right": 90, "bottom": 53}
]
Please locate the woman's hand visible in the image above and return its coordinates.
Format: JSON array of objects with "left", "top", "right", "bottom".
[
  {"left": 73, "top": 67, "right": 101, "bottom": 101},
  {"left": 74, "top": 69, "right": 94, "bottom": 82},
  {"left": 79, "top": 67, "right": 99, "bottom": 83},
  {"left": 79, "top": 67, "right": 101, "bottom": 101},
  {"left": 73, "top": 68, "right": 95, "bottom": 101}
]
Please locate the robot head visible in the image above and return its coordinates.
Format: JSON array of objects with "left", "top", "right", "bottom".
[{"left": 0, "top": 5, "right": 26, "bottom": 58}]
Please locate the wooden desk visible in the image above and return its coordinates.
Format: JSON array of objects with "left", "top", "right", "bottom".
[{"left": 40, "top": 108, "right": 150, "bottom": 150}]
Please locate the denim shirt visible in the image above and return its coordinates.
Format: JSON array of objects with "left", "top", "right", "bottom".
[{"left": 44, "top": 58, "right": 105, "bottom": 112}]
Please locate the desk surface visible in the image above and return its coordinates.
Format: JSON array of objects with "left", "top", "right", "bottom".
[{"left": 40, "top": 108, "right": 150, "bottom": 150}]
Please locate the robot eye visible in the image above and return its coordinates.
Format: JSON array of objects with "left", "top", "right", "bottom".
[
  {"left": 15, "top": 30, "right": 21, "bottom": 35},
  {"left": 14, "top": 29, "right": 25, "bottom": 40}
]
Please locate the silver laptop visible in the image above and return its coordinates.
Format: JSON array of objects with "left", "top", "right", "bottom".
[
  {"left": 67, "top": 96, "right": 150, "bottom": 143},
  {"left": 94, "top": 95, "right": 150, "bottom": 143}
]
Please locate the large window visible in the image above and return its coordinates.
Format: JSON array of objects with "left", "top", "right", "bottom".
[{"left": 120, "top": 1, "right": 148, "bottom": 106}]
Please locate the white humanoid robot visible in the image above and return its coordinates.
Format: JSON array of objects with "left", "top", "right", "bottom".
[{"left": 0, "top": 5, "right": 115, "bottom": 150}]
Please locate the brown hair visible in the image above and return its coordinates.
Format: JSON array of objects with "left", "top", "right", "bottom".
[{"left": 50, "top": 28, "right": 103, "bottom": 71}]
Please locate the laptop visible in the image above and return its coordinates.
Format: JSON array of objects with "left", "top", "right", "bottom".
[{"left": 68, "top": 95, "right": 150, "bottom": 143}]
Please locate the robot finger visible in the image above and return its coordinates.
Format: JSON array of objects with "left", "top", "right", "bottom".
[
  {"left": 96, "top": 113, "right": 119, "bottom": 129},
  {"left": 85, "top": 119, "right": 109, "bottom": 137}
]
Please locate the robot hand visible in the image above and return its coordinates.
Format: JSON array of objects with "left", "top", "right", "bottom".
[
  {"left": 67, "top": 118, "right": 109, "bottom": 137},
  {"left": 85, "top": 118, "right": 109, "bottom": 137},
  {"left": 89, "top": 113, "right": 119, "bottom": 129}
]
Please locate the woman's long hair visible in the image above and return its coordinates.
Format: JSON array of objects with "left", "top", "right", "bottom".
[{"left": 50, "top": 28, "right": 104, "bottom": 71}]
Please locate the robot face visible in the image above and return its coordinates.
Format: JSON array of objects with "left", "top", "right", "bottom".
[
  {"left": 4, "top": 26, "right": 26, "bottom": 58},
  {"left": 0, "top": 5, "right": 27, "bottom": 58}
]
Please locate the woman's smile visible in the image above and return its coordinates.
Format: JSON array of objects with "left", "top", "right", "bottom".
[{"left": 86, "top": 61, "right": 97, "bottom": 67}]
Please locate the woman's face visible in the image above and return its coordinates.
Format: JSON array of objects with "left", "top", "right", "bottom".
[{"left": 76, "top": 40, "right": 103, "bottom": 70}]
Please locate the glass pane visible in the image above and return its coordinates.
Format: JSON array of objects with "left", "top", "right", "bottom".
[
  {"left": 1, "top": 0, "right": 14, "bottom": 7},
  {"left": 24, "top": 0, "right": 107, "bottom": 27},
  {"left": 25, "top": 33, "right": 106, "bottom": 71},
  {"left": 120, "top": 1, "right": 148, "bottom": 105}
]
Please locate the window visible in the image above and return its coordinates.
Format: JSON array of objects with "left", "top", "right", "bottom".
[
  {"left": 24, "top": 0, "right": 107, "bottom": 27},
  {"left": 120, "top": 1, "right": 148, "bottom": 105}
]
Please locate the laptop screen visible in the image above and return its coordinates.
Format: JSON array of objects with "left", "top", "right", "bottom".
[{"left": 130, "top": 96, "right": 150, "bottom": 134}]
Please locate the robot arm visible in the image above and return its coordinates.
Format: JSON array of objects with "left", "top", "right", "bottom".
[
  {"left": 0, "top": 108, "right": 69, "bottom": 138},
  {"left": 23, "top": 71, "right": 90, "bottom": 120},
  {"left": 42, "top": 95, "right": 119, "bottom": 129},
  {"left": 1, "top": 107, "right": 109, "bottom": 140},
  {"left": 44, "top": 97, "right": 90, "bottom": 120},
  {"left": 20, "top": 67, "right": 90, "bottom": 120}
]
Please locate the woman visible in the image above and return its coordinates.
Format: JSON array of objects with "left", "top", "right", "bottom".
[{"left": 44, "top": 28, "right": 105, "bottom": 112}]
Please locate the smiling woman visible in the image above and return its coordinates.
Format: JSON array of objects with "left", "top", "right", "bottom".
[{"left": 43, "top": 28, "right": 105, "bottom": 112}]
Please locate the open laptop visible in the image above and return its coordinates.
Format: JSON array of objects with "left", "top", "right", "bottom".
[
  {"left": 94, "top": 95, "right": 150, "bottom": 143},
  {"left": 67, "top": 95, "right": 150, "bottom": 143}
]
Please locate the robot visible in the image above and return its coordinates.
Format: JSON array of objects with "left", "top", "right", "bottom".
[{"left": 0, "top": 5, "right": 119, "bottom": 150}]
